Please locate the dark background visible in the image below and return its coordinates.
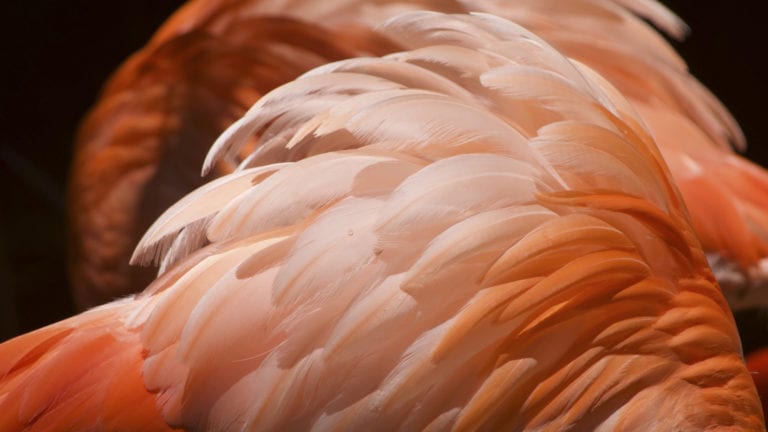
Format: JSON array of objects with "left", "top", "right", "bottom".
[{"left": 0, "top": 2, "right": 766, "bottom": 347}]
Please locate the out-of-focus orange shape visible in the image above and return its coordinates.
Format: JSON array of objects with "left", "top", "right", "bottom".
[
  {"left": 2, "top": 5, "right": 764, "bottom": 430},
  {"left": 68, "top": 0, "right": 768, "bottom": 310}
]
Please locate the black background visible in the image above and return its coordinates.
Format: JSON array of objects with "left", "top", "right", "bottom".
[{"left": 1, "top": 2, "right": 766, "bottom": 347}]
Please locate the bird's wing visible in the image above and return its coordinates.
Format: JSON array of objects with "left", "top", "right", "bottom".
[
  {"left": 40, "top": 11, "right": 756, "bottom": 430},
  {"left": 70, "top": 0, "right": 768, "bottom": 312},
  {"left": 172, "top": 0, "right": 768, "bottom": 282}
]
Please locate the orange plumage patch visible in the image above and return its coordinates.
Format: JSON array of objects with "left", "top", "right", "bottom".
[{"left": 0, "top": 303, "right": 175, "bottom": 431}]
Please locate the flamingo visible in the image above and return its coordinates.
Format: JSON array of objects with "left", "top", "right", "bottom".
[
  {"left": 2, "top": 2, "right": 764, "bottom": 431},
  {"left": 68, "top": 0, "right": 768, "bottom": 311}
]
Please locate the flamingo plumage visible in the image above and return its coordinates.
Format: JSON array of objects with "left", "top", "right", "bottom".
[
  {"left": 2, "top": 1, "right": 765, "bottom": 430},
  {"left": 68, "top": 0, "right": 768, "bottom": 311}
]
